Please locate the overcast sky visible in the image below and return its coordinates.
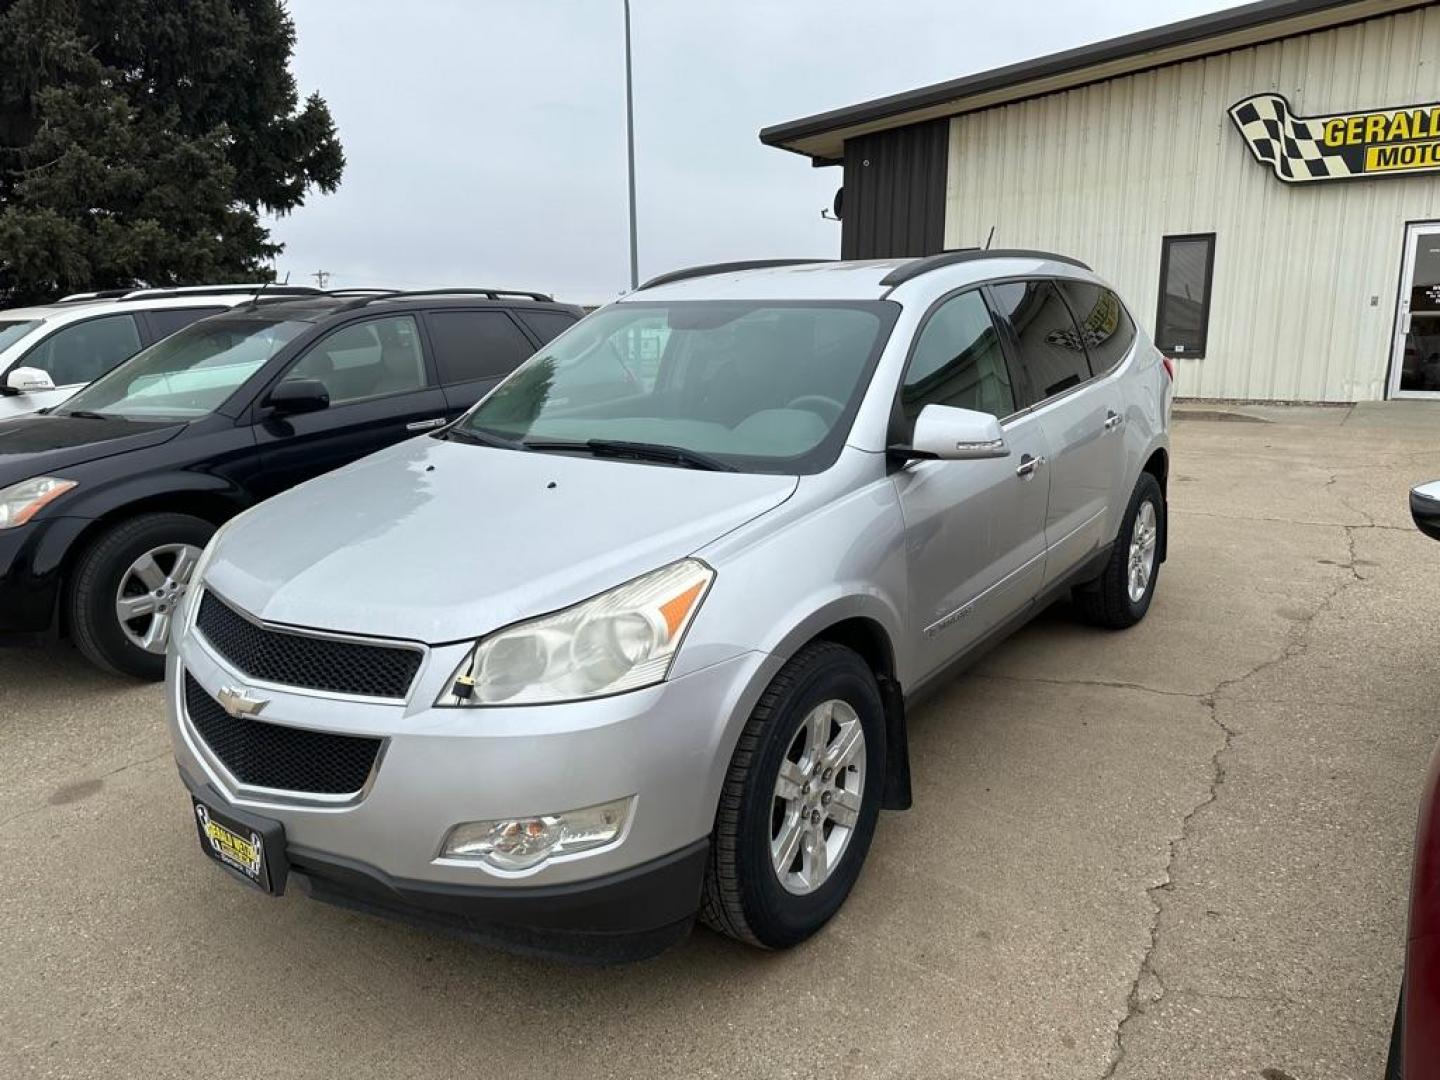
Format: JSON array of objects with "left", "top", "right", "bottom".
[{"left": 272, "top": 0, "right": 1233, "bottom": 305}]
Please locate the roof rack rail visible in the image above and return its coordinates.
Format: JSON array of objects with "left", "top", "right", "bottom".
[
  {"left": 325, "top": 288, "right": 402, "bottom": 297},
  {"left": 637, "top": 259, "right": 832, "bottom": 292},
  {"left": 879, "top": 249, "right": 1090, "bottom": 287},
  {"left": 115, "top": 284, "right": 325, "bottom": 302},
  {"left": 338, "top": 287, "right": 555, "bottom": 311},
  {"left": 56, "top": 289, "right": 133, "bottom": 303}
]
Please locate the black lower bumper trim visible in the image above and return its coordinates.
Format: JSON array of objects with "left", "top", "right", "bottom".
[
  {"left": 287, "top": 841, "right": 709, "bottom": 963},
  {"left": 180, "top": 768, "right": 709, "bottom": 962}
]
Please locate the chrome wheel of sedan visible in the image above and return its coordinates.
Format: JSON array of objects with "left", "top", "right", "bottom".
[
  {"left": 1127, "top": 500, "right": 1158, "bottom": 604},
  {"left": 114, "top": 543, "right": 202, "bottom": 654},
  {"left": 771, "top": 699, "right": 867, "bottom": 895}
]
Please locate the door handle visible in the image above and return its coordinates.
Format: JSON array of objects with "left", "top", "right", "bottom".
[
  {"left": 1016, "top": 454, "right": 1045, "bottom": 478},
  {"left": 406, "top": 417, "right": 446, "bottom": 432},
  {"left": 1104, "top": 411, "right": 1123, "bottom": 431}
]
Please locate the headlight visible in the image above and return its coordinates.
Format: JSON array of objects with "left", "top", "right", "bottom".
[
  {"left": 439, "top": 558, "right": 714, "bottom": 706},
  {"left": 0, "top": 477, "right": 77, "bottom": 529}
]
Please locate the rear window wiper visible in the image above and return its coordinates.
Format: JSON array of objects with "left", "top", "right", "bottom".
[{"left": 583, "top": 439, "right": 736, "bottom": 472}]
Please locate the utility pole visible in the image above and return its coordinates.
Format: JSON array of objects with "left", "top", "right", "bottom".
[
  {"left": 312, "top": 270, "right": 330, "bottom": 289},
  {"left": 624, "top": 0, "right": 639, "bottom": 291}
]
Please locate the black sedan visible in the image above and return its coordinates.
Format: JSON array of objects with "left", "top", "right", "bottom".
[{"left": 0, "top": 289, "right": 580, "bottom": 677}]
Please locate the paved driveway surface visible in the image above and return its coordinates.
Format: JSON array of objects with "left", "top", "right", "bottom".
[{"left": 2, "top": 404, "right": 1438, "bottom": 1079}]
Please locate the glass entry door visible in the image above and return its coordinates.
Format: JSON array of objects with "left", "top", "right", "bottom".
[{"left": 1392, "top": 222, "right": 1440, "bottom": 398}]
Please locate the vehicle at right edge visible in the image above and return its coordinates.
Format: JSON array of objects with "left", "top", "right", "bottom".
[
  {"left": 165, "top": 251, "right": 1174, "bottom": 961},
  {"left": 1388, "top": 479, "right": 1440, "bottom": 1079}
]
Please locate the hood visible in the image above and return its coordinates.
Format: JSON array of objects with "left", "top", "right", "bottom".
[
  {"left": 205, "top": 437, "right": 798, "bottom": 643},
  {"left": 0, "top": 413, "right": 184, "bottom": 482},
  {"left": 0, "top": 394, "right": 43, "bottom": 422}
]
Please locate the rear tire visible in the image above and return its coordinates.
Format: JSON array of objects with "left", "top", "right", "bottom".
[
  {"left": 1073, "top": 471, "right": 1164, "bottom": 629},
  {"left": 69, "top": 513, "right": 215, "bottom": 680},
  {"left": 700, "top": 642, "right": 884, "bottom": 949}
]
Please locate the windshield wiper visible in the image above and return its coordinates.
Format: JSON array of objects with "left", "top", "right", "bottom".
[
  {"left": 443, "top": 426, "right": 528, "bottom": 451},
  {"left": 583, "top": 439, "right": 736, "bottom": 472},
  {"left": 62, "top": 410, "right": 107, "bottom": 420}
]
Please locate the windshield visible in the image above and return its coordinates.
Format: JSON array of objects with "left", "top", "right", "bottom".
[
  {"left": 457, "top": 301, "right": 897, "bottom": 474},
  {"left": 0, "top": 319, "right": 41, "bottom": 353},
  {"left": 59, "top": 317, "right": 310, "bottom": 419}
]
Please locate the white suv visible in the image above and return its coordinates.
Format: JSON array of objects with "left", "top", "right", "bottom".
[{"left": 0, "top": 285, "right": 324, "bottom": 420}]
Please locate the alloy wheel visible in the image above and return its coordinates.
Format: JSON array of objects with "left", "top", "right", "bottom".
[
  {"left": 770, "top": 699, "right": 867, "bottom": 895},
  {"left": 114, "top": 543, "right": 202, "bottom": 654},
  {"left": 1127, "top": 500, "right": 1158, "bottom": 604}
]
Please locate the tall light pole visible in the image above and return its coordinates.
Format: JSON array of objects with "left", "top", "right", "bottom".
[{"left": 624, "top": 0, "right": 639, "bottom": 290}]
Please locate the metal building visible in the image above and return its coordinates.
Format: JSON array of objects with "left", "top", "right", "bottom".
[{"left": 762, "top": 0, "right": 1440, "bottom": 403}]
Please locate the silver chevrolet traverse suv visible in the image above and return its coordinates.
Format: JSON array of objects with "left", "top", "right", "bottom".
[{"left": 166, "top": 252, "right": 1173, "bottom": 960}]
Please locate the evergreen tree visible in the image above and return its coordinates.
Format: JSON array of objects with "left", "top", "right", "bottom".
[{"left": 0, "top": 0, "right": 343, "bottom": 303}]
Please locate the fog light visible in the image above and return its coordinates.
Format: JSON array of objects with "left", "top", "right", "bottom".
[{"left": 441, "top": 797, "right": 633, "bottom": 871}]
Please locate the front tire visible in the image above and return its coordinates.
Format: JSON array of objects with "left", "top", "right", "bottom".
[
  {"left": 69, "top": 513, "right": 215, "bottom": 679},
  {"left": 1074, "top": 471, "right": 1164, "bottom": 629},
  {"left": 701, "top": 642, "right": 885, "bottom": 949}
]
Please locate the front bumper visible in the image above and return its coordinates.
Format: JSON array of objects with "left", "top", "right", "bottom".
[
  {"left": 168, "top": 624, "right": 778, "bottom": 952},
  {"left": 181, "top": 773, "right": 708, "bottom": 961},
  {"left": 0, "top": 515, "right": 88, "bottom": 639}
]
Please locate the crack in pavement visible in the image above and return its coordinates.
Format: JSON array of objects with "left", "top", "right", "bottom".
[
  {"left": 1099, "top": 515, "right": 1367, "bottom": 1080},
  {"left": 1172, "top": 508, "right": 1413, "bottom": 533},
  {"left": 973, "top": 672, "right": 1204, "bottom": 701}
]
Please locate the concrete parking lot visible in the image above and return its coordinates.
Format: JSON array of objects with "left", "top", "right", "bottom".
[{"left": 2, "top": 404, "right": 1439, "bottom": 1080}]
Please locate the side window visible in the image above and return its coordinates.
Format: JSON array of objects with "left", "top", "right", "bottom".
[
  {"left": 1055, "top": 281, "right": 1136, "bottom": 377},
  {"left": 988, "top": 280, "right": 1092, "bottom": 405},
  {"left": 1155, "top": 234, "right": 1215, "bottom": 358},
  {"left": 516, "top": 309, "right": 579, "bottom": 346},
  {"left": 426, "top": 310, "right": 535, "bottom": 385},
  {"left": 283, "top": 315, "right": 427, "bottom": 405},
  {"left": 22, "top": 314, "right": 142, "bottom": 387},
  {"left": 900, "top": 290, "right": 1015, "bottom": 426},
  {"left": 145, "top": 307, "right": 226, "bottom": 340}
]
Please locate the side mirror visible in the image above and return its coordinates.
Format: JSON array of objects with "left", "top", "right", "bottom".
[
  {"left": 263, "top": 378, "right": 330, "bottom": 416},
  {"left": 4, "top": 367, "right": 56, "bottom": 394},
  {"left": 893, "top": 404, "right": 1009, "bottom": 462},
  {"left": 1412, "top": 480, "right": 1440, "bottom": 542}
]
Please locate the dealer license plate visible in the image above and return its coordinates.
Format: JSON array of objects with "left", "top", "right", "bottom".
[{"left": 192, "top": 796, "right": 283, "bottom": 894}]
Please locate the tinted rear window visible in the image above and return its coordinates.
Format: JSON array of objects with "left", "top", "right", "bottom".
[
  {"left": 517, "top": 309, "right": 579, "bottom": 345},
  {"left": 988, "top": 280, "right": 1092, "bottom": 405},
  {"left": 146, "top": 307, "right": 226, "bottom": 339},
  {"left": 1055, "top": 281, "right": 1136, "bottom": 377},
  {"left": 427, "top": 310, "right": 536, "bottom": 384}
]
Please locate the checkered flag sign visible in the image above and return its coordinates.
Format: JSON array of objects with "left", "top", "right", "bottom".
[{"left": 1229, "top": 93, "right": 1356, "bottom": 182}]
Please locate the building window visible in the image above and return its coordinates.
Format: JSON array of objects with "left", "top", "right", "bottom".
[{"left": 1155, "top": 234, "right": 1216, "bottom": 358}]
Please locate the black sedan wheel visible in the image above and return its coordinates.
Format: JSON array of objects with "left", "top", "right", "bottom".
[{"left": 69, "top": 513, "right": 214, "bottom": 679}]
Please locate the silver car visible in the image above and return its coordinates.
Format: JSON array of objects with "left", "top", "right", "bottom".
[{"left": 166, "top": 252, "right": 1173, "bottom": 960}]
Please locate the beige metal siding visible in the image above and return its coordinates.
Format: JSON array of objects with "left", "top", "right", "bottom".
[{"left": 943, "top": 4, "right": 1440, "bottom": 401}]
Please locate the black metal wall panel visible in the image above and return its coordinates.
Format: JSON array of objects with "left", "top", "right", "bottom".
[{"left": 841, "top": 119, "right": 948, "bottom": 259}]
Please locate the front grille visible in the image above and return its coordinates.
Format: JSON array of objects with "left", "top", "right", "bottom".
[
  {"left": 196, "top": 591, "right": 423, "bottom": 700},
  {"left": 184, "top": 672, "right": 382, "bottom": 795}
]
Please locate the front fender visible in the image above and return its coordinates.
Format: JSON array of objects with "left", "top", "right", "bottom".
[
  {"left": 680, "top": 457, "right": 909, "bottom": 685},
  {"left": 50, "top": 468, "right": 251, "bottom": 526}
]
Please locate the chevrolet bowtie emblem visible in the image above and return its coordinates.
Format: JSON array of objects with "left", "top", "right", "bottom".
[{"left": 216, "top": 685, "right": 268, "bottom": 719}]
